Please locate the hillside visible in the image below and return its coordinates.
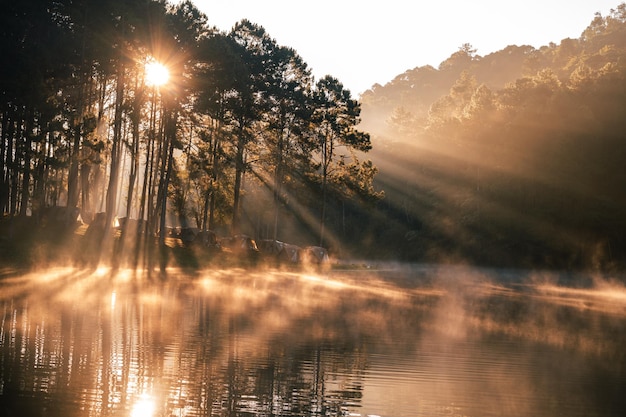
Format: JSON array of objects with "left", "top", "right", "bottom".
[{"left": 352, "top": 4, "right": 626, "bottom": 270}]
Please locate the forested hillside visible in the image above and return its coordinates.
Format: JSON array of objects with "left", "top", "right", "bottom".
[{"left": 358, "top": 3, "right": 626, "bottom": 270}]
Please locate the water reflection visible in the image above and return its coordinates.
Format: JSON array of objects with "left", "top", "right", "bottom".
[{"left": 0, "top": 265, "right": 625, "bottom": 416}]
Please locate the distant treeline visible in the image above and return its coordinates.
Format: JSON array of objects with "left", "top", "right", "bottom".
[
  {"left": 0, "top": 0, "right": 379, "bottom": 263},
  {"left": 357, "top": 3, "right": 626, "bottom": 270}
]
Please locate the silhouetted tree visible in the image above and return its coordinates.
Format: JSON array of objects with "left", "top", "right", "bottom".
[{"left": 311, "top": 76, "right": 371, "bottom": 246}]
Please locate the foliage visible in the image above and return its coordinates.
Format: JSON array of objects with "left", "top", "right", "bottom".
[
  {"left": 358, "top": 2, "right": 626, "bottom": 270},
  {"left": 5, "top": 0, "right": 626, "bottom": 270},
  {"left": 0, "top": 0, "right": 379, "bottom": 266}
]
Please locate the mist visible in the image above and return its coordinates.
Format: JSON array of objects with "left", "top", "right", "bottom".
[
  {"left": 357, "top": 29, "right": 626, "bottom": 269},
  {"left": 2, "top": 265, "right": 625, "bottom": 416}
]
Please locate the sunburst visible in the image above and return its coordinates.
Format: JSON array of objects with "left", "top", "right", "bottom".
[{"left": 145, "top": 60, "right": 170, "bottom": 87}]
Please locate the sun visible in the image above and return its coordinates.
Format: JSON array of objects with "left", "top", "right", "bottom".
[{"left": 145, "top": 61, "right": 170, "bottom": 87}]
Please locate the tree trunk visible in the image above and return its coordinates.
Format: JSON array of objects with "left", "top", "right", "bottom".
[
  {"left": 81, "top": 163, "right": 92, "bottom": 216},
  {"left": 67, "top": 123, "right": 81, "bottom": 209},
  {"left": 125, "top": 119, "right": 139, "bottom": 218},
  {"left": 139, "top": 96, "right": 156, "bottom": 223},
  {"left": 9, "top": 113, "right": 21, "bottom": 215},
  {"left": 104, "top": 60, "right": 125, "bottom": 251},
  {"left": 33, "top": 132, "right": 46, "bottom": 214},
  {"left": 19, "top": 110, "right": 33, "bottom": 216},
  {"left": 272, "top": 129, "right": 284, "bottom": 241},
  {"left": 208, "top": 126, "right": 221, "bottom": 231},
  {"left": 157, "top": 108, "right": 176, "bottom": 244},
  {"left": 0, "top": 109, "right": 10, "bottom": 214},
  {"left": 319, "top": 133, "right": 331, "bottom": 247},
  {"left": 231, "top": 129, "right": 246, "bottom": 234}
]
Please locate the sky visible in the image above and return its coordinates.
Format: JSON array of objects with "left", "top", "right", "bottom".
[{"left": 191, "top": 0, "right": 621, "bottom": 96}]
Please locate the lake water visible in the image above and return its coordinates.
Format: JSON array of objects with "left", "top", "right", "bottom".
[{"left": 1, "top": 264, "right": 625, "bottom": 417}]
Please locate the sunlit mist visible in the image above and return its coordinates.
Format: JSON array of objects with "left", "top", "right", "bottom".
[
  {"left": 1, "top": 265, "right": 626, "bottom": 417},
  {"left": 95, "top": 266, "right": 110, "bottom": 277},
  {"left": 131, "top": 394, "right": 155, "bottom": 417},
  {"left": 145, "top": 60, "right": 169, "bottom": 87}
]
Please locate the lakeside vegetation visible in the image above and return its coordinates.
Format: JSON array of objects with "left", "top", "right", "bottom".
[
  {"left": 2, "top": 1, "right": 626, "bottom": 272},
  {"left": 0, "top": 0, "right": 377, "bottom": 269}
]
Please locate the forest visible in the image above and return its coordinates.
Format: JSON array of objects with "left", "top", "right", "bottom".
[
  {"left": 0, "top": 0, "right": 378, "bottom": 268},
  {"left": 2, "top": 0, "right": 626, "bottom": 271},
  {"left": 359, "top": 3, "right": 626, "bottom": 270}
]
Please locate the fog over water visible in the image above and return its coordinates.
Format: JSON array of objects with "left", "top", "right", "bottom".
[{"left": 1, "top": 265, "right": 625, "bottom": 417}]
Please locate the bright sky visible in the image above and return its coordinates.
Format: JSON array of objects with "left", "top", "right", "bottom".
[{"left": 191, "top": 0, "right": 621, "bottom": 95}]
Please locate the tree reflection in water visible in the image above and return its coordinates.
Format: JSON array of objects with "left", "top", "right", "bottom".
[{"left": 0, "top": 266, "right": 625, "bottom": 417}]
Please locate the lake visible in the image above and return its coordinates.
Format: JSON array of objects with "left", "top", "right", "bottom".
[{"left": 1, "top": 264, "right": 625, "bottom": 417}]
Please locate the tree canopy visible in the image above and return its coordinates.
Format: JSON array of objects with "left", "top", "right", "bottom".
[
  {"left": 359, "top": 2, "right": 626, "bottom": 270},
  {"left": 0, "top": 0, "right": 378, "bottom": 267}
]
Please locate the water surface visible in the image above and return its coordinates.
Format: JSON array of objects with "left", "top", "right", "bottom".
[{"left": 1, "top": 265, "right": 625, "bottom": 416}]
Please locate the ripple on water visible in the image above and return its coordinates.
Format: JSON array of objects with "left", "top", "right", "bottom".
[{"left": 1, "top": 267, "right": 626, "bottom": 417}]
